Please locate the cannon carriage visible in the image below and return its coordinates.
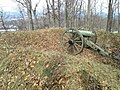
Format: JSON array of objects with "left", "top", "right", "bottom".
[{"left": 60, "top": 28, "right": 120, "bottom": 60}]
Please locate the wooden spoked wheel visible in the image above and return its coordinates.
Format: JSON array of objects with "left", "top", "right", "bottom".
[{"left": 61, "top": 28, "right": 84, "bottom": 55}]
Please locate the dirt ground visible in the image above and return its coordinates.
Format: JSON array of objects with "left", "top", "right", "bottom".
[{"left": 0, "top": 29, "right": 120, "bottom": 90}]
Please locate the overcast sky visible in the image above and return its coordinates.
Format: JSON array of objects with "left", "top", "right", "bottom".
[
  {"left": 0, "top": 0, "right": 108, "bottom": 13},
  {"left": 0, "top": 0, "right": 46, "bottom": 12}
]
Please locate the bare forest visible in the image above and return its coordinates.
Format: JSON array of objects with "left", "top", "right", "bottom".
[{"left": 0, "top": 0, "right": 120, "bottom": 33}]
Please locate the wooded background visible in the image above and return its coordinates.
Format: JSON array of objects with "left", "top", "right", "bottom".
[{"left": 0, "top": 0, "right": 120, "bottom": 33}]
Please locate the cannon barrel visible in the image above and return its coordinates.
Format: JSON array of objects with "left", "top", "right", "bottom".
[
  {"left": 78, "top": 30, "right": 95, "bottom": 37},
  {"left": 68, "top": 29, "right": 95, "bottom": 37}
]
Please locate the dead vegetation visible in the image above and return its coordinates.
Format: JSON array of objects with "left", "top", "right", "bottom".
[{"left": 0, "top": 29, "right": 120, "bottom": 90}]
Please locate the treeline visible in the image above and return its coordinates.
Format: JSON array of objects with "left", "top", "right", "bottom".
[{"left": 0, "top": 0, "right": 120, "bottom": 33}]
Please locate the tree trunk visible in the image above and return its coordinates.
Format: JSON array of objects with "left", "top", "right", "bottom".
[
  {"left": 78, "top": 1, "right": 82, "bottom": 27},
  {"left": 100, "top": 3, "right": 103, "bottom": 30},
  {"left": 106, "top": 0, "right": 113, "bottom": 32},
  {"left": 29, "top": 0, "right": 34, "bottom": 30},
  {"left": 27, "top": 8, "right": 34, "bottom": 30},
  {"left": 52, "top": 0, "right": 55, "bottom": 27},
  {"left": 19, "top": 8, "right": 27, "bottom": 30},
  {"left": 75, "top": 5, "right": 78, "bottom": 28},
  {"left": 46, "top": 0, "right": 51, "bottom": 28},
  {"left": 0, "top": 11, "right": 7, "bottom": 31},
  {"left": 43, "top": 9, "right": 46, "bottom": 28},
  {"left": 118, "top": 0, "right": 120, "bottom": 33},
  {"left": 33, "top": 9, "right": 39, "bottom": 29},
  {"left": 58, "top": 0, "right": 61, "bottom": 28},
  {"left": 65, "top": 0, "right": 68, "bottom": 28},
  {"left": 87, "top": 0, "right": 91, "bottom": 30},
  {"left": 1, "top": 17, "right": 7, "bottom": 31},
  {"left": 70, "top": 0, "right": 74, "bottom": 28},
  {"left": 16, "top": 0, "right": 34, "bottom": 30}
]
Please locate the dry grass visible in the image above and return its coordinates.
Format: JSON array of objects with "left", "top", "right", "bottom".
[{"left": 0, "top": 29, "right": 120, "bottom": 90}]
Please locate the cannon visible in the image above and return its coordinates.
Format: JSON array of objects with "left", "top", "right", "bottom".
[{"left": 60, "top": 28, "right": 120, "bottom": 60}]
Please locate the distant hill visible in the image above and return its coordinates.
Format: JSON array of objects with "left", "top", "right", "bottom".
[{"left": 5, "top": 11, "right": 20, "bottom": 20}]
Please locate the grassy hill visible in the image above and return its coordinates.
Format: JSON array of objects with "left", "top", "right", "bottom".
[{"left": 0, "top": 29, "right": 120, "bottom": 90}]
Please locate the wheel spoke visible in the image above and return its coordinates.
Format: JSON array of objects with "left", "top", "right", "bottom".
[
  {"left": 74, "top": 40, "right": 82, "bottom": 43},
  {"left": 73, "top": 33, "right": 77, "bottom": 40},
  {"left": 63, "top": 36, "right": 68, "bottom": 41},
  {"left": 74, "top": 36, "right": 79, "bottom": 40},
  {"left": 67, "top": 44, "right": 71, "bottom": 51},
  {"left": 63, "top": 41, "right": 69, "bottom": 47},
  {"left": 72, "top": 45, "right": 77, "bottom": 54},
  {"left": 63, "top": 34, "right": 70, "bottom": 41},
  {"left": 63, "top": 33, "right": 72, "bottom": 43},
  {"left": 73, "top": 44, "right": 79, "bottom": 52},
  {"left": 67, "top": 45, "right": 74, "bottom": 53},
  {"left": 65, "top": 32, "right": 72, "bottom": 38},
  {"left": 63, "top": 40, "right": 69, "bottom": 44},
  {"left": 70, "top": 45, "right": 73, "bottom": 54},
  {"left": 62, "top": 39, "right": 69, "bottom": 46},
  {"left": 72, "top": 45, "right": 75, "bottom": 54},
  {"left": 68, "top": 33, "right": 73, "bottom": 38},
  {"left": 74, "top": 42, "right": 81, "bottom": 48}
]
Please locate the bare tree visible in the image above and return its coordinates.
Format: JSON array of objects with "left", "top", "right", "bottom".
[
  {"left": 33, "top": 0, "right": 40, "bottom": 29},
  {"left": 18, "top": 6, "right": 27, "bottom": 30},
  {"left": 13, "top": 0, "right": 119, "bottom": 31},
  {"left": 87, "top": 0, "right": 91, "bottom": 30},
  {"left": 15, "top": 0, "right": 34, "bottom": 30},
  {"left": 46, "top": 0, "right": 51, "bottom": 28},
  {"left": 64, "top": 0, "right": 69, "bottom": 28},
  {"left": 52, "top": 0, "right": 56, "bottom": 27},
  {"left": 106, "top": 0, "right": 113, "bottom": 32},
  {"left": 99, "top": 2, "right": 103, "bottom": 29},
  {"left": 78, "top": 0, "right": 83, "bottom": 27},
  {"left": 47, "top": 0, "right": 57, "bottom": 27},
  {"left": 68, "top": 0, "right": 79, "bottom": 28},
  {"left": 118, "top": 0, "right": 120, "bottom": 33},
  {"left": 91, "top": 0, "right": 98, "bottom": 29},
  {"left": 0, "top": 9, "right": 7, "bottom": 31},
  {"left": 58, "top": 0, "right": 61, "bottom": 28}
]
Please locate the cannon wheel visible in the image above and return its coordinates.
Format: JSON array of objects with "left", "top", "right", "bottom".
[{"left": 61, "top": 28, "right": 84, "bottom": 55}]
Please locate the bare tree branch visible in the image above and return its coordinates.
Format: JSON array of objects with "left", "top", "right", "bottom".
[{"left": 15, "top": 0, "right": 27, "bottom": 8}]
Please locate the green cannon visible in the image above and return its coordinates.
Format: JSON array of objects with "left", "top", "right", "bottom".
[{"left": 60, "top": 28, "right": 120, "bottom": 60}]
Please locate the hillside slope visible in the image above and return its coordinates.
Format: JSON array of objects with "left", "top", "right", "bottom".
[{"left": 0, "top": 29, "right": 120, "bottom": 90}]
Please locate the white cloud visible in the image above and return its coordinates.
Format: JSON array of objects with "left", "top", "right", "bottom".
[
  {"left": 0, "top": 0, "right": 46, "bottom": 12},
  {"left": 32, "top": 0, "right": 46, "bottom": 12},
  {"left": 0, "top": 0, "right": 17, "bottom": 12},
  {"left": 0, "top": 0, "right": 108, "bottom": 13}
]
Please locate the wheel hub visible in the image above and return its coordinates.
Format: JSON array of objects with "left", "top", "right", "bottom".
[{"left": 68, "top": 40, "right": 74, "bottom": 45}]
